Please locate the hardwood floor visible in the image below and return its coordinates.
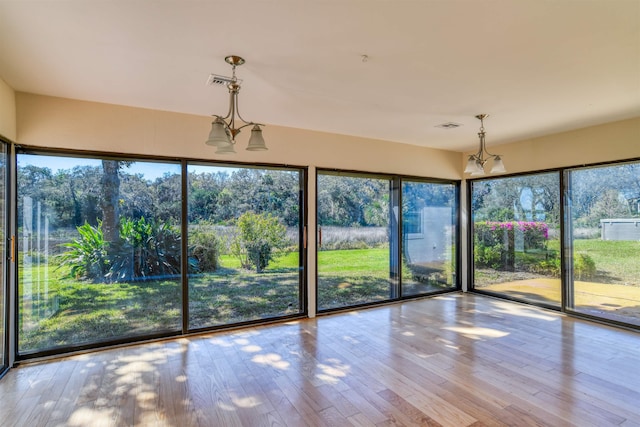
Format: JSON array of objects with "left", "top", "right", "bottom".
[{"left": 1, "top": 293, "right": 640, "bottom": 427}]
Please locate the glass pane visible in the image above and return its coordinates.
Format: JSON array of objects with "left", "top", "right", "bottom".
[
  {"left": 402, "top": 181, "right": 456, "bottom": 296},
  {"left": 0, "top": 143, "right": 5, "bottom": 369},
  {"left": 317, "top": 173, "right": 392, "bottom": 310},
  {"left": 471, "top": 173, "right": 561, "bottom": 307},
  {"left": 17, "top": 154, "right": 182, "bottom": 354},
  {"left": 187, "top": 165, "right": 303, "bottom": 329},
  {"left": 567, "top": 162, "right": 640, "bottom": 326}
]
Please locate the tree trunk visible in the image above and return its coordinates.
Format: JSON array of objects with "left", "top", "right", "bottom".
[{"left": 101, "top": 160, "right": 120, "bottom": 243}]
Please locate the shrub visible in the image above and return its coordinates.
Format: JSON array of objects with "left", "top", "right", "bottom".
[
  {"left": 474, "top": 221, "right": 553, "bottom": 273},
  {"left": 107, "top": 217, "right": 182, "bottom": 282},
  {"left": 474, "top": 243, "right": 503, "bottom": 269},
  {"left": 523, "top": 252, "right": 560, "bottom": 277},
  {"left": 60, "top": 218, "right": 183, "bottom": 282},
  {"left": 189, "top": 226, "right": 222, "bottom": 273},
  {"left": 574, "top": 253, "right": 596, "bottom": 280},
  {"left": 59, "top": 221, "right": 110, "bottom": 281},
  {"left": 476, "top": 221, "right": 549, "bottom": 251},
  {"left": 231, "top": 212, "right": 287, "bottom": 273}
]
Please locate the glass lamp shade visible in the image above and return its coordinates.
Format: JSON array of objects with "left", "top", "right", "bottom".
[
  {"left": 205, "top": 118, "right": 231, "bottom": 147},
  {"left": 246, "top": 125, "right": 268, "bottom": 151},
  {"left": 464, "top": 156, "right": 484, "bottom": 175},
  {"left": 470, "top": 167, "right": 486, "bottom": 176},
  {"left": 490, "top": 156, "right": 506, "bottom": 173},
  {"left": 215, "top": 140, "right": 237, "bottom": 154},
  {"left": 464, "top": 156, "right": 477, "bottom": 174}
]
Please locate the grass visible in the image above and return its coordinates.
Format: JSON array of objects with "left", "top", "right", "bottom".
[
  {"left": 19, "top": 247, "right": 433, "bottom": 351},
  {"left": 318, "top": 226, "right": 388, "bottom": 250},
  {"left": 573, "top": 240, "right": 640, "bottom": 285},
  {"left": 317, "top": 247, "right": 453, "bottom": 309},
  {"left": 318, "top": 248, "right": 389, "bottom": 274},
  {"left": 19, "top": 238, "right": 639, "bottom": 352},
  {"left": 19, "top": 275, "right": 182, "bottom": 352},
  {"left": 318, "top": 248, "right": 391, "bottom": 309},
  {"left": 188, "top": 271, "right": 301, "bottom": 329},
  {"left": 19, "top": 250, "right": 304, "bottom": 352}
]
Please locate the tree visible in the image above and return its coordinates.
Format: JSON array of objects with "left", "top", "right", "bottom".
[
  {"left": 231, "top": 212, "right": 287, "bottom": 273},
  {"left": 318, "top": 175, "right": 389, "bottom": 227},
  {"left": 153, "top": 173, "right": 182, "bottom": 222},
  {"left": 586, "top": 189, "right": 630, "bottom": 224},
  {"left": 472, "top": 173, "right": 560, "bottom": 226},
  {"left": 101, "top": 160, "right": 121, "bottom": 243}
]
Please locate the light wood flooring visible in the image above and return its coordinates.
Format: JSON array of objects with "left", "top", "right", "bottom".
[{"left": 1, "top": 293, "right": 640, "bottom": 427}]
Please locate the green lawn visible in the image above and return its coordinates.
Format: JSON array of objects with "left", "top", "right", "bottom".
[
  {"left": 573, "top": 239, "right": 640, "bottom": 285},
  {"left": 19, "top": 239, "right": 638, "bottom": 352},
  {"left": 318, "top": 247, "right": 389, "bottom": 273},
  {"left": 19, "top": 248, "right": 395, "bottom": 351}
]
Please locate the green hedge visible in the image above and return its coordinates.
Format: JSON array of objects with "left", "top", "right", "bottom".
[{"left": 474, "top": 221, "right": 552, "bottom": 273}]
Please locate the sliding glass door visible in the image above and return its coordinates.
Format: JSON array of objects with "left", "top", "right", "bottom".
[
  {"left": 317, "top": 171, "right": 458, "bottom": 312},
  {"left": 317, "top": 173, "right": 393, "bottom": 310},
  {"left": 402, "top": 180, "right": 457, "bottom": 296},
  {"left": 17, "top": 152, "right": 182, "bottom": 355},
  {"left": 0, "top": 141, "right": 7, "bottom": 373},
  {"left": 469, "top": 161, "right": 640, "bottom": 329},
  {"left": 14, "top": 150, "right": 307, "bottom": 358},
  {"left": 187, "top": 164, "right": 305, "bottom": 329},
  {"left": 470, "top": 173, "right": 561, "bottom": 307},
  {"left": 565, "top": 162, "right": 640, "bottom": 326}
]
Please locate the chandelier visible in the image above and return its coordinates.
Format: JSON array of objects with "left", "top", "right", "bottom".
[
  {"left": 205, "top": 55, "right": 267, "bottom": 154},
  {"left": 464, "top": 114, "right": 506, "bottom": 175}
]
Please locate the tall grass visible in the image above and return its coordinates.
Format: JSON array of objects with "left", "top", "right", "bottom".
[{"left": 319, "top": 226, "right": 388, "bottom": 250}]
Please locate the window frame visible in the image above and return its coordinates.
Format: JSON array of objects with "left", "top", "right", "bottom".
[
  {"left": 316, "top": 168, "right": 460, "bottom": 314},
  {"left": 467, "top": 157, "right": 640, "bottom": 331},
  {"left": 0, "top": 138, "right": 9, "bottom": 378},
  {"left": 12, "top": 146, "right": 309, "bottom": 361}
]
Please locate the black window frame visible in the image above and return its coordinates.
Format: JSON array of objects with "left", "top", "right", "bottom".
[
  {"left": 316, "top": 168, "right": 460, "bottom": 314},
  {"left": 12, "top": 146, "right": 308, "bottom": 361}
]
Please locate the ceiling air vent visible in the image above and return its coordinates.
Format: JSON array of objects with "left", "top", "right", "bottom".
[
  {"left": 206, "top": 74, "right": 242, "bottom": 86},
  {"left": 436, "top": 122, "right": 462, "bottom": 129}
]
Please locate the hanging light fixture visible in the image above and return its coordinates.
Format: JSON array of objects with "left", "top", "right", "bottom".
[
  {"left": 464, "top": 114, "right": 506, "bottom": 175},
  {"left": 205, "top": 55, "right": 267, "bottom": 154}
]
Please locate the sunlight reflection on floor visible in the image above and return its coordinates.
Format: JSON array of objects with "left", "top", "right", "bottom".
[
  {"left": 491, "top": 300, "right": 559, "bottom": 321},
  {"left": 442, "top": 325, "right": 509, "bottom": 339},
  {"left": 251, "top": 353, "right": 290, "bottom": 370}
]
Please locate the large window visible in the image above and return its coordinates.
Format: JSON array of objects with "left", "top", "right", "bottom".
[
  {"left": 317, "top": 172, "right": 458, "bottom": 311},
  {"left": 187, "top": 164, "right": 305, "bottom": 329},
  {"left": 17, "top": 153, "right": 182, "bottom": 354},
  {"left": 471, "top": 173, "right": 561, "bottom": 307},
  {"left": 565, "top": 162, "right": 640, "bottom": 326},
  {"left": 470, "top": 161, "right": 640, "bottom": 330},
  {"left": 15, "top": 153, "right": 307, "bottom": 356}
]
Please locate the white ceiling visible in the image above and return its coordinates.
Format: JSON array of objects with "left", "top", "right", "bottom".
[{"left": 0, "top": 0, "right": 639, "bottom": 152}]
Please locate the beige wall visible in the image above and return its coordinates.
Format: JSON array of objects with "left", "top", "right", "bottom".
[
  {"left": 16, "top": 92, "right": 462, "bottom": 179},
  {"left": 0, "top": 78, "right": 16, "bottom": 142},
  {"left": 463, "top": 117, "right": 640, "bottom": 175}
]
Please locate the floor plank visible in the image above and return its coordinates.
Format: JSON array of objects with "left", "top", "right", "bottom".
[{"left": 1, "top": 293, "right": 639, "bottom": 426}]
